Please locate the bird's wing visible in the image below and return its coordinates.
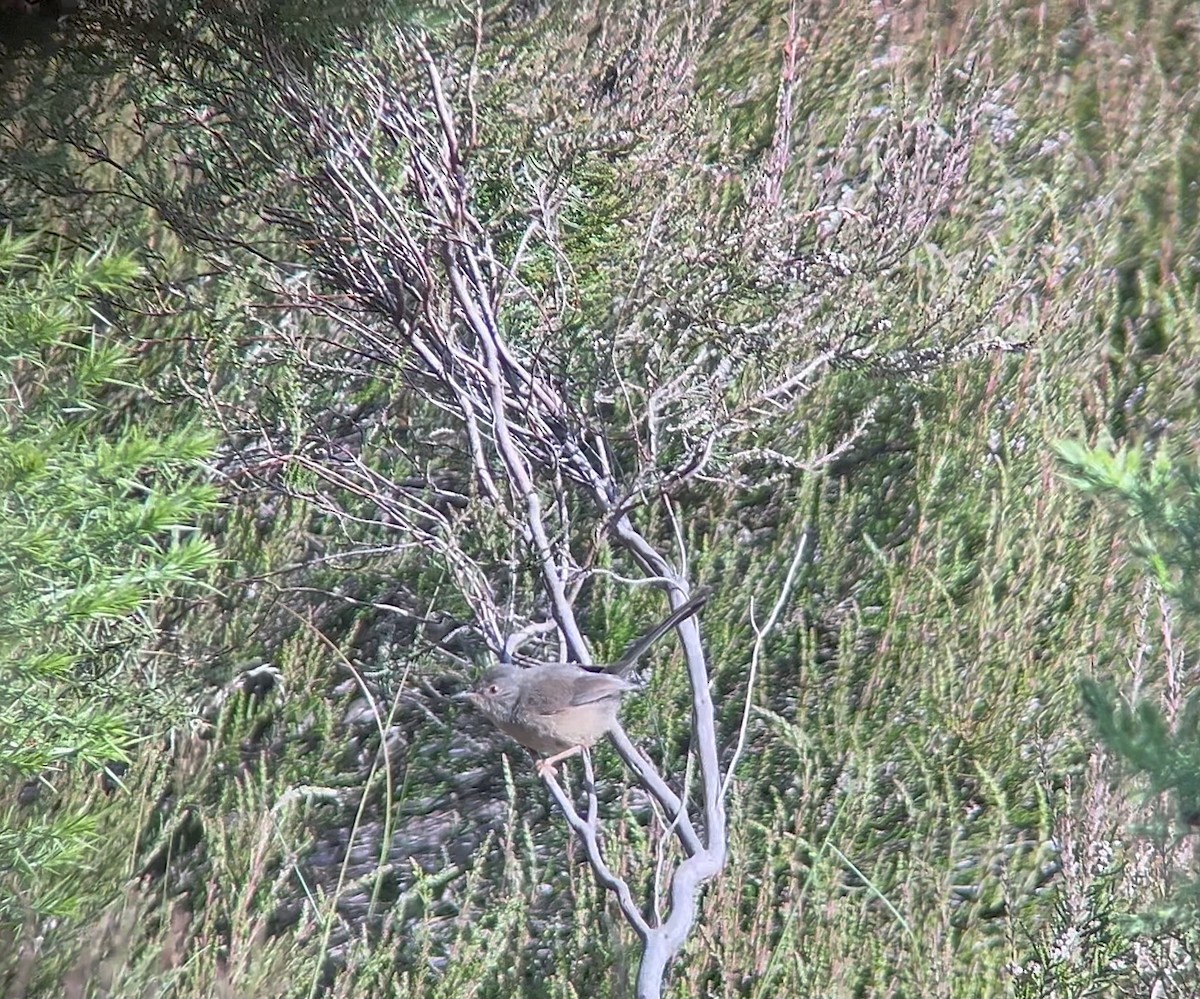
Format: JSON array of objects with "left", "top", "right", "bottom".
[
  {"left": 518, "top": 665, "right": 628, "bottom": 714},
  {"left": 516, "top": 665, "right": 581, "bottom": 715},
  {"left": 568, "top": 670, "right": 631, "bottom": 707}
]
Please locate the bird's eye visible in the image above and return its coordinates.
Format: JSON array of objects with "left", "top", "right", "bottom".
[{"left": 488, "top": 684, "right": 500, "bottom": 694}]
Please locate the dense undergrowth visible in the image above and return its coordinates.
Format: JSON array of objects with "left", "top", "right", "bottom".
[{"left": 2, "top": 0, "right": 1200, "bottom": 996}]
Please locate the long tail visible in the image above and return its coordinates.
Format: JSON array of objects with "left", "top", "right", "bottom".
[{"left": 610, "top": 587, "right": 711, "bottom": 675}]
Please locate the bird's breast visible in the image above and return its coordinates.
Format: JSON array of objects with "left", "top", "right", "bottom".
[{"left": 499, "top": 700, "right": 622, "bottom": 754}]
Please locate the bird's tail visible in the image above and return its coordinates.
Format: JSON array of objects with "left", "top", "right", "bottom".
[{"left": 610, "top": 587, "right": 711, "bottom": 675}]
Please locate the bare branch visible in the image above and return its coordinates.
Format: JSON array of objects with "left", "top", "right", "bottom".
[
  {"left": 183, "top": 28, "right": 1031, "bottom": 998},
  {"left": 722, "top": 527, "right": 814, "bottom": 800},
  {"left": 540, "top": 753, "right": 651, "bottom": 941}
]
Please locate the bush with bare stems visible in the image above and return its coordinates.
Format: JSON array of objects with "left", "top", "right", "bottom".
[{"left": 148, "top": 30, "right": 1025, "bottom": 995}]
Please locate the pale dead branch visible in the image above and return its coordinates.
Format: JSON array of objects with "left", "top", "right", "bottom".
[{"left": 207, "top": 28, "right": 1028, "bottom": 998}]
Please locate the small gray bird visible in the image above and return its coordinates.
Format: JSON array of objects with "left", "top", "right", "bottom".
[{"left": 460, "top": 590, "right": 709, "bottom": 776}]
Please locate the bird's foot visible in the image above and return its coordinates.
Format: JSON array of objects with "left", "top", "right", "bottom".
[{"left": 536, "top": 745, "right": 583, "bottom": 779}]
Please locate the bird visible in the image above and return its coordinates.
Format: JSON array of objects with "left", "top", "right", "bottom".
[{"left": 459, "top": 589, "right": 710, "bottom": 777}]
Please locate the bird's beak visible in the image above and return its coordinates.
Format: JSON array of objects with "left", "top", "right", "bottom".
[{"left": 454, "top": 690, "right": 478, "bottom": 705}]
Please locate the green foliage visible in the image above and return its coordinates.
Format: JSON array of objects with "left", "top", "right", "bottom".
[
  {"left": 1061, "top": 439, "right": 1200, "bottom": 961},
  {"left": 1081, "top": 678, "right": 1200, "bottom": 825},
  {"left": 0, "top": 230, "right": 218, "bottom": 925},
  {"left": 1011, "top": 869, "right": 1138, "bottom": 999},
  {"left": 7, "top": 0, "right": 1200, "bottom": 995},
  {"left": 1056, "top": 438, "right": 1200, "bottom": 615}
]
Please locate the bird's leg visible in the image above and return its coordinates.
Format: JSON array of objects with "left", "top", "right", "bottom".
[
  {"left": 580, "top": 746, "right": 597, "bottom": 795},
  {"left": 536, "top": 745, "right": 583, "bottom": 778}
]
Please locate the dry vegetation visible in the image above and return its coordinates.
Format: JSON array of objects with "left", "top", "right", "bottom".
[{"left": 3, "top": 0, "right": 1200, "bottom": 996}]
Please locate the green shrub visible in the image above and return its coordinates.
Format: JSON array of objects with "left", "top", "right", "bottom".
[{"left": 0, "top": 230, "right": 219, "bottom": 925}]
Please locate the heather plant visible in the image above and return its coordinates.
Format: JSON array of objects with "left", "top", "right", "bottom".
[{"left": 2, "top": 0, "right": 1200, "bottom": 997}]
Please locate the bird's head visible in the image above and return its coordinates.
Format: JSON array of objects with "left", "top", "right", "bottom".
[{"left": 458, "top": 665, "right": 522, "bottom": 723}]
